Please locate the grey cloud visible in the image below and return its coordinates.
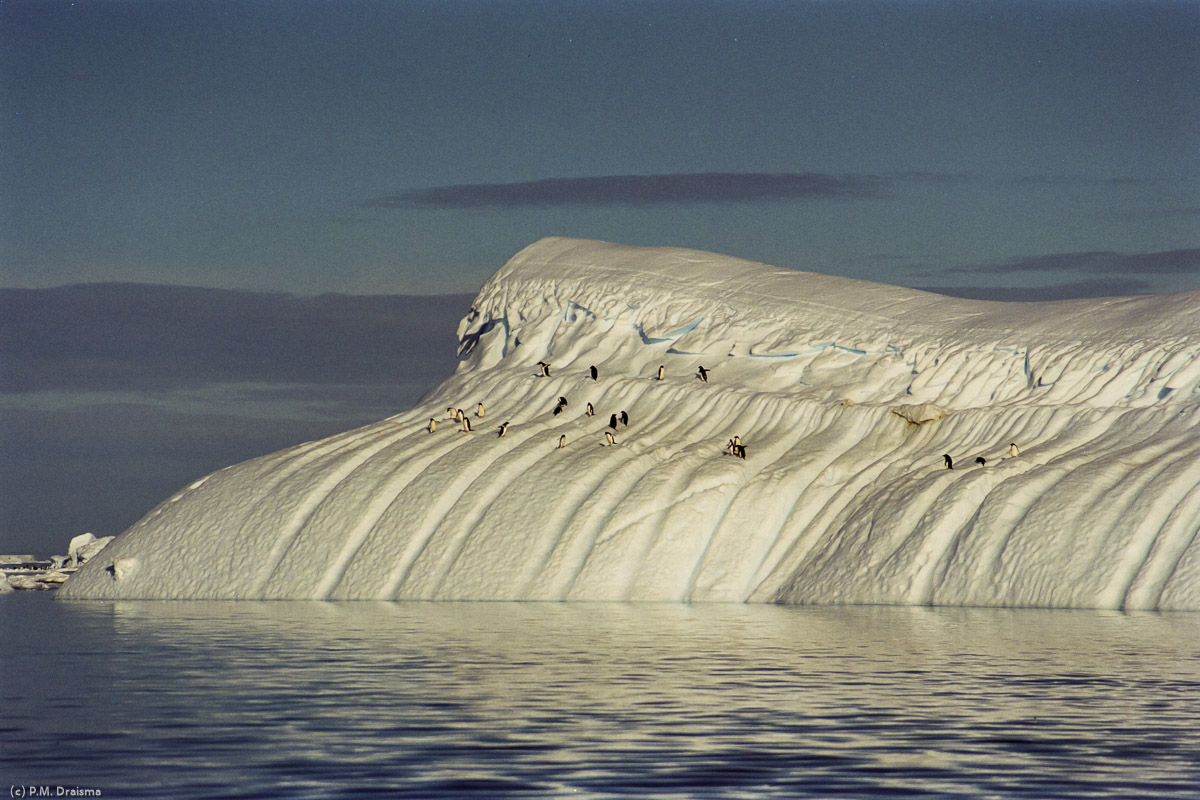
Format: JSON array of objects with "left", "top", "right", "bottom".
[
  {"left": 950, "top": 248, "right": 1200, "bottom": 277},
  {"left": 0, "top": 284, "right": 473, "bottom": 395},
  {"left": 363, "top": 172, "right": 891, "bottom": 209},
  {"left": 916, "top": 278, "right": 1154, "bottom": 302}
]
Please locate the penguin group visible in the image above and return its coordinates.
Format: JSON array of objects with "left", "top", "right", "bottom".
[{"left": 941, "top": 442, "right": 1022, "bottom": 470}]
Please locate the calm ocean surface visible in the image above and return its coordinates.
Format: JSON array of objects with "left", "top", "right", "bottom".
[{"left": 2, "top": 593, "right": 1197, "bottom": 799}]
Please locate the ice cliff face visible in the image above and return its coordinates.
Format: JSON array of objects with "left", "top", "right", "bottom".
[{"left": 59, "top": 238, "right": 1200, "bottom": 609}]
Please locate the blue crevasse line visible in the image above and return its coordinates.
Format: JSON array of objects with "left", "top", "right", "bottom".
[
  {"left": 750, "top": 352, "right": 800, "bottom": 358},
  {"left": 633, "top": 323, "right": 671, "bottom": 345},
  {"left": 1158, "top": 386, "right": 1174, "bottom": 400}
]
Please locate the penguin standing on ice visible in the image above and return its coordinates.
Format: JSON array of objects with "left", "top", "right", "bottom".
[
  {"left": 620, "top": 411, "right": 629, "bottom": 426},
  {"left": 428, "top": 418, "right": 438, "bottom": 434},
  {"left": 446, "top": 406, "right": 458, "bottom": 420},
  {"left": 537, "top": 361, "right": 551, "bottom": 377},
  {"left": 586, "top": 402, "right": 595, "bottom": 417},
  {"left": 609, "top": 413, "right": 618, "bottom": 429},
  {"left": 557, "top": 434, "right": 567, "bottom": 449},
  {"left": 553, "top": 397, "right": 567, "bottom": 416},
  {"left": 589, "top": 365, "right": 598, "bottom": 380},
  {"left": 975, "top": 456, "right": 986, "bottom": 466},
  {"left": 734, "top": 443, "right": 746, "bottom": 459},
  {"left": 696, "top": 365, "right": 709, "bottom": 383},
  {"left": 455, "top": 408, "right": 465, "bottom": 423},
  {"left": 476, "top": 402, "right": 485, "bottom": 418},
  {"left": 498, "top": 422, "right": 509, "bottom": 438},
  {"left": 553, "top": 404, "right": 564, "bottom": 416},
  {"left": 460, "top": 417, "right": 472, "bottom": 433},
  {"left": 603, "top": 430, "right": 617, "bottom": 446},
  {"left": 557, "top": 396, "right": 568, "bottom": 408},
  {"left": 943, "top": 454, "right": 954, "bottom": 469},
  {"left": 1009, "top": 443, "right": 1021, "bottom": 457},
  {"left": 656, "top": 365, "right": 665, "bottom": 381}
]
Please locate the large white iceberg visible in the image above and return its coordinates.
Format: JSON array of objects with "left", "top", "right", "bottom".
[{"left": 59, "top": 238, "right": 1200, "bottom": 609}]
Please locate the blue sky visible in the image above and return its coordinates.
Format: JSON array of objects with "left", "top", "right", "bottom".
[
  {"left": 3, "top": 0, "right": 1197, "bottom": 298},
  {"left": 2, "top": 0, "right": 1199, "bottom": 553}
]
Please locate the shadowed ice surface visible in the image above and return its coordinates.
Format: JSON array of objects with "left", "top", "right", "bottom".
[{"left": 4, "top": 595, "right": 1198, "bottom": 798}]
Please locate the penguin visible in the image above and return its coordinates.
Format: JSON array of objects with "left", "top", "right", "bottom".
[
  {"left": 609, "top": 413, "right": 618, "bottom": 429},
  {"left": 476, "top": 402, "right": 485, "bottom": 418},
  {"left": 557, "top": 434, "right": 567, "bottom": 449},
  {"left": 697, "top": 365, "right": 709, "bottom": 383},
  {"left": 498, "top": 421, "right": 509, "bottom": 438},
  {"left": 943, "top": 454, "right": 954, "bottom": 469},
  {"left": 428, "top": 418, "right": 438, "bottom": 434},
  {"left": 734, "top": 443, "right": 746, "bottom": 460},
  {"left": 537, "top": 361, "right": 551, "bottom": 377},
  {"left": 620, "top": 411, "right": 629, "bottom": 426},
  {"left": 589, "top": 365, "right": 598, "bottom": 380},
  {"left": 604, "top": 430, "right": 617, "bottom": 446},
  {"left": 975, "top": 456, "right": 986, "bottom": 466},
  {"left": 455, "top": 408, "right": 465, "bottom": 423},
  {"left": 460, "top": 417, "right": 472, "bottom": 433},
  {"left": 732, "top": 435, "right": 743, "bottom": 447},
  {"left": 656, "top": 365, "right": 665, "bottom": 381},
  {"left": 585, "top": 402, "right": 595, "bottom": 417},
  {"left": 558, "top": 396, "right": 568, "bottom": 407},
  {"left": 725, "top": 438, "right": 735, "bottom": 455},
  {"left": 446, "top": 406, "right": 458, "bottom": 420},
  {"left": 553, "top": 405, "right": 564, "bottom": 416},
  {"left": 1009, "top": 443, "right": 1020, "bottom": 458}
]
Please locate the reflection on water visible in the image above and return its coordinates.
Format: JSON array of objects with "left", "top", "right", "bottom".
[{"left": 3, "top": 595, "right": 1198, "bottom": 798}]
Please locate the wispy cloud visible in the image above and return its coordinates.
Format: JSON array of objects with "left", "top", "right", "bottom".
[
  {"left": 950, "top": 248, "right": 1200, "bottom": 277},
  {"left": 917, "top": 278, "right": 1154, "bottom": 302},
  {"left": 362, "top": 172, "right": 892, "bottom": 209}
]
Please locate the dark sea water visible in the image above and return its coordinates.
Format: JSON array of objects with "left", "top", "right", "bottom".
[{"left": 2, "top": 593, "right": 1197, "bottom": 799}]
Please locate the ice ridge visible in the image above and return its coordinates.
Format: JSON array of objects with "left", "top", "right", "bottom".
[{"left": 58, "top": 237, "right": 1200, "bottom": 608}]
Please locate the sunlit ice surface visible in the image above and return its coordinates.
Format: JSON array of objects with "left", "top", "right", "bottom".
[{"left": 58, "top": 238, "right": 1200, "bottom": 607}]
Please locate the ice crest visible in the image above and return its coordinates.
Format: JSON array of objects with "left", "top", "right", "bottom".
[{"left": 58, "top": 238, "right": 1200, "bottom": 609}]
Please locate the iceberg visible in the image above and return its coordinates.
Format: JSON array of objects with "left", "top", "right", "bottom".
[{"left": 58, "top": 238, "right": 1200, "bottom": 609}]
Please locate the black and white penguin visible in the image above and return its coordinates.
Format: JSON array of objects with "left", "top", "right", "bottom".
[
  {"left": 455, "top": 408, "right": 466, "bottom": 423},
  {"left": 498, "top": 422, "right": 509, "bottom": 438},
  {"left": 1009, "top": 443, "right": 1020, "bottom": 457},
  {"left": 734, "top": 444, "right": 746, "bottom": 460},
  {"left": 557, "top": 434, "right": 567, "bottom": 449},
  {"left": 428, "top": 418, "right": 438, "bottom": 434},
  {"left": 975, "top": 456, "right": 986, "bottom": 466},
  {"left": 446, "top": 406, "right": 458, "bottom": 420},
  {"left": 620, "top": 411, "right": 629, "bottom": 426},
  {"left": 656, "top": 365, "right": 665, "bottom": 381},
  {"left": 609, "top": 414, "right": 618, "bottom": 429},
  {"left": 943, "top": 454, "right": 953, "bottom": 469},
  {"left": 553, "top": 405, "right": 564, "bottom": 416},
  {"left": 537, "top": 361, "right": 551, "bottom": 377},
  {"left": 460, "top": 417, "right": 472, "bottom": 433},
  {"left": 585, "top": 402, "right": 595, "bottom": 417},
  {"left": 558, "top": 396, "right": 568, "bottom": 407},
  {"left": 732, "top": 435, "right": 743, "bottom": 447},
  {"left": 604, "top": 430, "right": 617, "bottom": 446},
  {"left": 725, "top": 438, "right": 735, "bottom": 455},
  {"left": 697, "top": 365, "right": 709, "bottom": 382},
  {"left": 476, "top": 402, "right": 485, "bottom": 418},
  {"left": 589, "top": 365, "right": 598, "bottom": 380}
]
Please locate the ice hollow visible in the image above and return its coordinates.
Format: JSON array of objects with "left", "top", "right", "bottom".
[{"left": 58, "top": 238, "right": 1200, "bottom": 609}]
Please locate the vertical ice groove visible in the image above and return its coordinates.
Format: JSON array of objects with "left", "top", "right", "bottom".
[
  {"left": 252, "top": 424, "right": 413, "bottom": 596},
  {"left": 1102, "top": 434, "right": 1200, "bottom": 608}
]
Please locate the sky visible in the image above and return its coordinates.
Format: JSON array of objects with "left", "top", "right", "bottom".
[
  {"left": 2, "top": 0, "right": 1197, "bottom": 299},
  {"left": 1, "top": 0, "right": 1198, "bottom": 554}
]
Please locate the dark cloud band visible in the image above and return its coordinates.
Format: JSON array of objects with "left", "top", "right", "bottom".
[
  {"left": 363, "top": 172, "right": 889, "bottom": 209},
  {"left": 953, "top": 248, "right": 1200, "bottom": 277}
]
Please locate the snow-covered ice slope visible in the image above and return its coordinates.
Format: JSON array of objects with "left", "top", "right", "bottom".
[{"left": 59, "top": 238, "right": 1200, "bottom": 608}]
